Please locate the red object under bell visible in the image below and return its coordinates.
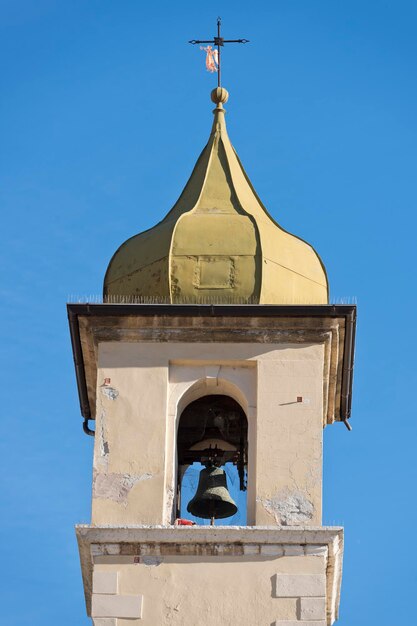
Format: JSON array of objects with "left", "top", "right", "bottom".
[{"left": 174, "top": 518, "right": 196, "bottom": 526}]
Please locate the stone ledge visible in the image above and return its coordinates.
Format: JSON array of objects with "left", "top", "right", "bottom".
[
  {"left": 273, "top": 622, "right": 325, "bottom": 626},
  {"left": 92, "top": 619, "right": 117, "bottom": 626},
  {"left": 77, "top": 524, "right": 343, "bottom": 545}
]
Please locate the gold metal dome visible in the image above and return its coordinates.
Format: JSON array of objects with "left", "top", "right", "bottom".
[{"left": 104, "top": 88, "right": 328, "bottom": 304}]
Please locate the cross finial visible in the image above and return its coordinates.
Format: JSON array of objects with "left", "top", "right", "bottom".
[{"left": 189, "top": 17, "right": 249, "bottom": 88}]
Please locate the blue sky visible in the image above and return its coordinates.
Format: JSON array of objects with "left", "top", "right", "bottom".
[{"left": 1, "top": 1, "right": 416, "bottom": 624}]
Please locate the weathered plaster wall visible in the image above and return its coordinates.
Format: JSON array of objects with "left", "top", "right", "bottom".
[
  {"left": 92, "top": 356, "right": 167, "bottom": 525},
  {"left": 92, "top": 342, "right": 324, "bottom": 527},
  {"left": 255, "top": 354, "right": 323, "bottom": 525}
]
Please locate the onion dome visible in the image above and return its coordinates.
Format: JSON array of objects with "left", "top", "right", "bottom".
[{"left": 103, "top": 88, "right": 328, "bottom": 304}]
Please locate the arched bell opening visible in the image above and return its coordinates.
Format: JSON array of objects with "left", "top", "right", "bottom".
[{"left": 176, "top": 394, "right": 248, "bottom": 525}]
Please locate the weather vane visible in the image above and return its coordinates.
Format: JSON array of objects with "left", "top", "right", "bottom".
[{"left": 189, "top": 17, "right": 249, "bottom": 88}]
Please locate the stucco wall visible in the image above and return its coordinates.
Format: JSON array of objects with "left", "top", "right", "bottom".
[
  {"left": 91, "top": 552, "right": 327, "bottom": 625},
  {"left": 91, "top": 342, "right": 324, "bottom": 527}
]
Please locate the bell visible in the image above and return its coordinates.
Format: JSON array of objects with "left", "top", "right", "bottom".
[{"left": 187, "top": 465, "right": 238, "bottom": 520}]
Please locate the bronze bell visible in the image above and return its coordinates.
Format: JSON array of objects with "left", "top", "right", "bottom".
[{"left": 187, "top": 465, "right": 238, "bottom": 520}]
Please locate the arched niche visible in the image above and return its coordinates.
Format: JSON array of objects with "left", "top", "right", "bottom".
[
  {"left": 176, "top": 394, "right": 248, "bottom": 524},
  {"left": 172, "top": 374, "right": 250, "bottom": 422},
  {"left": 165, "top": 367, "right": 257, "bottom": 525}
]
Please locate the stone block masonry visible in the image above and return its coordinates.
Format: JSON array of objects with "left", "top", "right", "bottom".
[
  {"left": 273, "top": 574, "right": 326, "bottom": 624},
  {"left": 299, "top": 597, "right": 327, "bottom": 620},
  {"left": 93, "top": 571, "right": 119, "bottom": 595},
  {"left": 91, "top": 569, "right": 142, "bottom": 621},
  {"left": 91, "top": 593, "right": 143, "bottom": 619},
  {"left": 273, "top": 574, "right": 326, "bottom": 597}
]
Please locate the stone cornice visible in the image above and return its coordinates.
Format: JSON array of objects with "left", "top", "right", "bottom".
[{"left": 68, "top": 304, "right": 356, "bottom": 427}]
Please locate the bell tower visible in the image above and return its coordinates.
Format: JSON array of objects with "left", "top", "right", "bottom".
[{"left": 69, "top": 85, "right": 356, "bottom": 625}]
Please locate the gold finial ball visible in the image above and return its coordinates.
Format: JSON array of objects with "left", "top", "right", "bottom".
[{"left": 211, "top": 87, "right": 229, "bottom": 105}]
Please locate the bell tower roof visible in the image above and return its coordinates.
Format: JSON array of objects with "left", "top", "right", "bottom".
[{"left": 103, "top": 87, "right": 328, "bottom": 304}]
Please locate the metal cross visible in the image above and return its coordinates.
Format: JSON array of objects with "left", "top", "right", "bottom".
[{"left": 189, "top": 17, "right": 249, "bottom": 88}]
